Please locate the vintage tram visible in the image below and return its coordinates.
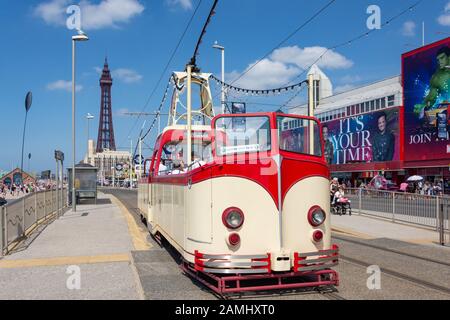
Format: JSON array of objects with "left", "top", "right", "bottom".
[{"left": 138, "top": 69, "right": 339, "bottom": 295}]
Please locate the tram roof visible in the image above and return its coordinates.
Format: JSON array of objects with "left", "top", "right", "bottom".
[{"left": 162, "top": 125, "right": 212, "bottom": 133}]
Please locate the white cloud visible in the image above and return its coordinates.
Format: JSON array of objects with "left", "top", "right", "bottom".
[
  {"left": 340, "top": 75, "right": 362, "bottom": 83},
  {"left": 270, "top": 46, "right": 353, "bottom": 70},
  {"left": 438, "top": 2, "right": 450, "bottom": 26},
  {"left": 112, "top": 68, "right": 143, "bottom": 83},
  {"left": 34, "top": 0, "right": 144, "bottom": 30},
  {"left": 166, "top": 0, "right": 193, "bottom": 10},
  {"left": 402, "top": 21, "right": 416, "bottom": 37},
  {"left": 47, "top": 80, "right": 83, "bottom": 92},
  {"left": 226, "top": 59, "right": 300, "bottom": 90},
  {"left": 227, "top": 46, "right": 353, "bottom": 90},
  {"left": 94, "top": 66, "right": 143, "bottom": 83}
]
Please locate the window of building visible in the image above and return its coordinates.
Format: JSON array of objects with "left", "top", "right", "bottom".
[{"left": 388, "top": 95, "right": 395, "bottom": 107}]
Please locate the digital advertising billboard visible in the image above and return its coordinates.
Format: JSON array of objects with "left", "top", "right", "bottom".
[
  {"left": 402, "top": 38, "right": 450, "bottom": 164},
  {"left": 323, "top": 108, "right": 400, "bottom": 166}
]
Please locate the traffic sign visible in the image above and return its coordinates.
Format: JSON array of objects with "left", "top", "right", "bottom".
[{"left": 134, "top": 154, "right": 144, "bottom": 165}]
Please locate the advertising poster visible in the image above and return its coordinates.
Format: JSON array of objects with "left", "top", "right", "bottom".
[
  {"left": 324, "top": 108, "right": 400, "bottom": 165},
  {"left": 402, "top": 38, "right": 450, "bottom": 162}
]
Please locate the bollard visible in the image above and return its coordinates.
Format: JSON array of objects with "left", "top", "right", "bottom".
[
  {"left": 35, "top": 192, "right": 38, "bottom": 227},
  {"left": 436, "top": 197, "right": 440, "bottom": 232},
  {"left": 392, "top": 192, "right": 396, "bottom": 223},
  {"left": 22, "top": 197, "right": 26, "bottom": 237},
  {"left": 0, "top": 206, "right": 4, "bottom": 257},
  {"left": 44, "top": 190, "right": 47, "bottom": 219},
  {"left": 438, "top": 200, "right": 444, "bottom": 246},
  {"left": 4, "top": 206, "right": 8, "bottom": 255},
  {"left": 358, "top": 188, "right": 362, "bottom": 215}
]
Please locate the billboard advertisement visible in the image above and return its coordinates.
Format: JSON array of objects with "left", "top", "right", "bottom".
[
  {"left": 402, "top": 38, "right": 450, "bottom": 163},
  {"left": 323, "top": 108, "right": 400, "bottom": 165}
]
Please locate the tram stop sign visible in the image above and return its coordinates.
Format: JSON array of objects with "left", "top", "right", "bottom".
[{"left": 134, "top": 154, "right": 144, "bottom": 165}]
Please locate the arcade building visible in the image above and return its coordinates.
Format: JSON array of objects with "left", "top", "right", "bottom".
[{"left": 292, "top": 37, "right": 450, "bottom": 191}]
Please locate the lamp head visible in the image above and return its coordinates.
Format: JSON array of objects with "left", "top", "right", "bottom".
[
  {"left": 72, "top": 29, "right": 89, "bottom": 41},
  {"left": 212, "top": 41, "right": 224, "bottom": 50}
]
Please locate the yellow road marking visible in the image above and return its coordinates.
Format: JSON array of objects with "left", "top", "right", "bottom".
[
  {"left": 332, "top": 227, "right": 374, "bottom": 240},
  {"left": 0, "top": 254, "right": 130, "bottom": 269},
  {"left": 109, "top": 194, "right": 152, "bottom": 251}
]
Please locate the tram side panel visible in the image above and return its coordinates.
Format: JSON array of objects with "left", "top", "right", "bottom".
[{"left": 185, "top": 173, "right": 213, "bottom": 247}]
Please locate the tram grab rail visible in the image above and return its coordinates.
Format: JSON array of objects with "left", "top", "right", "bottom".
[{"left": 0, "top": 188, "right": 68, "bottom": 256}]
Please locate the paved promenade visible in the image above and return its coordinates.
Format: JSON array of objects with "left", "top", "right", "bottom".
[
  {"left": 0, "top": 192, "right": 150, "bottom": 300},
  {"left": 331, "top": 213, "right": 447, "bottom": 246}
]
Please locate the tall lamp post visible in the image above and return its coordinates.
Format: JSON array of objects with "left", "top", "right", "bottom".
[
  {"left": 21, "top": 92, "right": 32, "bottom": 183},
  {"left": 86, "top": 113, "right": 94, "bottom": 142},
  {"left": 72, "top": 30, "right": 89, "bottom": 212},
  {"left": 86, "top": 113, "right": 94, "bottom": 163},
  {"left": 212, "top": 41, "right": 225, "bottom": 114}
]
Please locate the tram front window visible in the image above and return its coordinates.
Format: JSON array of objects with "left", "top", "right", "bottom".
[
  {"left": 277, "top": 116, "right": 322, "bottom": 157},
  {"left": 158, "top": 138, "right": 213, "bottom": 175},
  {"left": 215, "top": 116, "right": 271, "bottom": 156}
]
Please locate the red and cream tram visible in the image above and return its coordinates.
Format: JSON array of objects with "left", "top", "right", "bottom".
[{"left": 138, "top": 70, "right": 339, "bottom": 295}]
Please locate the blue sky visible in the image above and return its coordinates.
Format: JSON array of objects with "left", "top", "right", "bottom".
[{"left": 1, "top": 0, "right": 449, "bottom": 173}]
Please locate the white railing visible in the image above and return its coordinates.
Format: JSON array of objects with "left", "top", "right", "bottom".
[
  {"left": 0, "top": 188, "right": 67, "bottom": 256},
  {"left": 345, "top": 188, "right": 449, "bottom": 245}
]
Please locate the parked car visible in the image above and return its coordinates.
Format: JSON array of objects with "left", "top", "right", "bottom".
[{"left": 0, "top": 197, "right": 7, "bottom": 206}]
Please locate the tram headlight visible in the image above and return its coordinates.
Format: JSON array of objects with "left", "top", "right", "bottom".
[
  {"left": 222, "top": 207, "right": 245, "bottom": 229},
  {"left": 308, "top": 206, "right": 326, "bottom": 227}
]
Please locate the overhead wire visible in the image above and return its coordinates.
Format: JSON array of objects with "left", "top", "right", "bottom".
[{"left": 122, "top": 0, "right": 204, "bottom": 148}]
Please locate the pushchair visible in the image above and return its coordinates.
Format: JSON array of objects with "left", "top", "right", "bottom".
[{"left": 331, "top": 194, "right": 352, "bottom": 216}]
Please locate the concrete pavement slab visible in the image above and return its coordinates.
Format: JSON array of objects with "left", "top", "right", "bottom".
[{"left": 331, "top": 214, "right": 442, "bottom": 244}]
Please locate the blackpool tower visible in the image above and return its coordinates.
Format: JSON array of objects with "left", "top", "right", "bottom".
[{"left": 96, "top": 57, "right": 116, "bottom": 153}]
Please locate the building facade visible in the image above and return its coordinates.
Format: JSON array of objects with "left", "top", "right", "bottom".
[
  {"left": 291, "top": 37, "right": 450, "bottom": 190},
  {"left": 0, "top": 168, "right": 36, "bottom": 186}
]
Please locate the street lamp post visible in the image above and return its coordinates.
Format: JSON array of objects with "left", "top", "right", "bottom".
[
  {"left": 212, "top": 41, "right": 225, "bottom": 114},
  {"left": 86, "top": 113, "right": 94, "bottom": 163},
  {"left": 86, "top": 113, "right": 94, "bottom": 143},
  {"left": 21, "top": 92, "right": 32, "bottom": 183},
  {"left": 72, "top": 30, "right": 89, "bottom": 212}
]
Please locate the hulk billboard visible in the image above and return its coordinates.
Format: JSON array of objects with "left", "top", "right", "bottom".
[{"left": 402, "top": 38, "right": 450, "bottom": 163}]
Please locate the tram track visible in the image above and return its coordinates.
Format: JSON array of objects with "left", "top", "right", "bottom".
[
  {"left": 333, "top": 235, "right": 450, "bottom": 268},
  {"left": 340, "top": 255, "right": 450, "bottom": 296}
]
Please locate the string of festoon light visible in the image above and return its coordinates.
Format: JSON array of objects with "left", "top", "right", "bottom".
[
  {"left": 209, "top": 74, "right": 309, "bottom": 96},
  {"left": 281, "top": 0, "right": 424, "bottom": 109},
  {"left": 139, "top": 76, "right": 173, "bottom": 142}
]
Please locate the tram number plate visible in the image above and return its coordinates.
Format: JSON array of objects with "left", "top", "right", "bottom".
[{"left": 220, "top": 144, "right": 261, "bottom": 155}]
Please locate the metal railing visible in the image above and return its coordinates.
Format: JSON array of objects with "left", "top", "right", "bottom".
[
  {"left": 1, "top": 188, "right": 67, "bottom": 256},
  {"left": 345, "top": 188, "right": 449, "bottom": 245}
]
